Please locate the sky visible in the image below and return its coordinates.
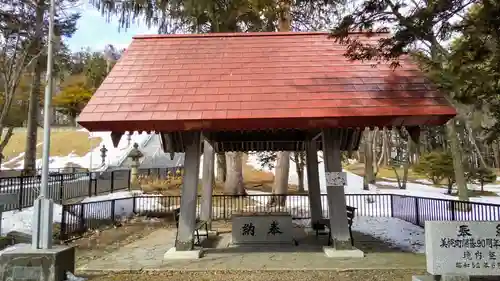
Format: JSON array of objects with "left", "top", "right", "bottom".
[{"left": 65, "top": 2, "right": 157, "bottom": 52}]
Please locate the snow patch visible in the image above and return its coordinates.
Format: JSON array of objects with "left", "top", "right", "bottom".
[
  {"left": 353, "top": 216, "right": 425, "bottom": 253},
  {"left": 1, "top": 203, "right": 78, "bottom": 236},
  {"left": 77, "top": 191, "right": 164, "bottom": 219}
]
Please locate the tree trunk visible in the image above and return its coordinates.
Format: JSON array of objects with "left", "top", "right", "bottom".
[
  {"left": 414, "top": 132, "right": 421, "bottom": 165},
  {"left": 23, "top": 1, "right": 44, "bottom": 176},
  {"left": 0, "top": 128, "right": 14, "bottom": 163},
  {"left": 268, "top": 0, "right": 292, "bottom": 207},
  {"left": 402, "top": 140, "right": 411, "bottom": 189},
  {"left": 363, "top": 128, "right": 374, "bottom": 190},
  {"left": 270, "top": 151, "right": 290, "bottom": 206},
  {"left": 224, "top": 152, "right": 245, "bottom": 195},
  {"left": 216, "top": 152, "right": 226, "bottom": 183},
  {"left": 447, "top": 119, "right": 469, "bottom": 201},
  {"left": 467, "top": 125, "right": 488, "bottom": 168},
  {"left": 372, "top": 128, "right": 379, "bottom": 177},
  {"left": 385, "top": 129, "right": 392, "bottom": 166},
  {"left": 378, "top": 127, "right": 388, "bottom": 167},
  {"left": 493, "top": 141, "right": 500, "bottom": 169},
  {"left": 294, "top": 152, "right": 305, "bottom": 192}
]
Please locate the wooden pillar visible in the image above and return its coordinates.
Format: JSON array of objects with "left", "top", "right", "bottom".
[
  {"left": 200, "top": 138, "right": 215, "bottom": 230},
  {"left": 322, "top": 128, "right": 352, "bottom": 249},
  {"left": 175, "top": 131, "right": 201, "bottom": 251},
  {"left": 305, "top": 140, "right": 322, "bottom": 224}
]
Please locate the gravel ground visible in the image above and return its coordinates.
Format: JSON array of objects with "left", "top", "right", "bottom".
[{"left": 82, "top": 269, "right": 427, "bottom": 281}]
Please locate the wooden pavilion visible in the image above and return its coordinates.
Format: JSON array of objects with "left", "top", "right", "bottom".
[{"left": 77, "top": 31, "right": 455, "bottom": 259}]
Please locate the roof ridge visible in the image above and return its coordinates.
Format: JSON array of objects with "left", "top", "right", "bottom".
[{"left": 132, "top": 31, "right": 390, "bottom": 40}]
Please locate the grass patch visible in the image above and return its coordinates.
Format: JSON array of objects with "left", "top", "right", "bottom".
[
  {"left": 138, "top": 153, "right": 303, "bottom": 195},
  {"left": 344, "top": 162, "right": 425, "bottom": 182},
  {"left": 2, "top": 129, "right": 101, "bottom": 168},
  {"left": 450, "top": 189, "right": 499, "bottom": 197}
]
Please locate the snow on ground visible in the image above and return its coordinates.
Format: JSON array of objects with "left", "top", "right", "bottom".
[
  {"left": 0, "top": 147, "right": 492, "bottom": 253},
  {"left": 77, "top": 191, "right": 165, "bottom": 219},
  {"left": 245, "top": 153, "right": 500, "bottom": 253},
  {"left": 1, "top": 203, "right": 78, "bottom": 236},
  {"left": 0, "top": 191, "right": 166, "bottom": 236},
  {"left": 352, "top": 216, "right": 425, "bottom": 253}
]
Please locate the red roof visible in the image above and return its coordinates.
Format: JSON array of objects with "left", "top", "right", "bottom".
[{"left": 77, "top": 31, "right": 455, "bottom": 132}]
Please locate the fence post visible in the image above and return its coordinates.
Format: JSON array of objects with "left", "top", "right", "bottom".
[
  {"left": 127, "top": 170, "right": 131, "bottom": 191},
  {"left": 415, "top": 197, "right": 420, "bottom": 226},
  {"left": 390, "top": 195, "right": 395, "bottom": 217},
  {"left": 88, "top": 172, "right": 92, "bottom": 197},
  {"left": 111, "top": 200, "right": 116, "bottom": 223},
  {"left": 94, "top": 176, "right": 98, "bottom": 196},
  {"left": 59, "top": 175, "right": 64, "bottom": 203},
  {"left": 60, "top": 204, "right": 67, "bottom": 241},
  {"left": 18, "top": 176, "right": 24, "bottom": 210},
  {"left": 79, "top": 204, "right": 86, "bottom": 234},
  {"left": 223, "top": 196, "right": 227, "bottom": 219},
  {"left": 110, "top": 171, "right": 115, "bottom": 193},
  {"left": 450, "top": 200, "right": 456, "bottom": 221}
]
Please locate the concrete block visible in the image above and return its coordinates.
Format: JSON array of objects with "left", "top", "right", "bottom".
[
  {"left": 196, "top": 230, "right": 219, "bottom": 237},
  {"left": 163, "top": 247, "right": 204, "bottom": 260},
  {"left": 0, "top": 245, "right": 75, "bottom": 281},
  {"left": 413, "top": 275, "right": 470, "bottom": 281},
  {"left": 322, "top": 246, "right": 364, "bottom": 258}
]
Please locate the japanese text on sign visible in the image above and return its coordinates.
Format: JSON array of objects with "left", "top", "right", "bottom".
[
  {"left": 438, "top": 224, "right": 500, "bottom": 271},
  {"left": 240, "top": 221, "right": 285, "bottom": 236}
]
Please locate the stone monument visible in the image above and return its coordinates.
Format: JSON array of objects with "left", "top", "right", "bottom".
[
  {"left": 127, "top": 142, "right": 143, "bottom": 189},
  {"left": 231, "top": 212, "right": 294, "bottom": 246},
  {"left": 100, "top": 145, "right": 108, "bottom": 166},
  {"left": 413, "top": 221, "right": 500, "bottom": 281}
]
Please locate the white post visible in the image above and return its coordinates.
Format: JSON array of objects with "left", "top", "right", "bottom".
[
  {"left": 305, "top": 140, "right": 322, "bottom": 224},
  {"left": 32, "top": 0, "right": 56, "bottom": 250},
  {"left": 321, "top": 128, "right": 363, "bottom": 258},
  {"left": 175, "top": 132, "right": 201, "bottom": 251},
  {"left": 200, "top": 138, "right": 215, "bottom": 230}
]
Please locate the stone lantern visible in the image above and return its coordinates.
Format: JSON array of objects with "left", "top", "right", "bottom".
[
  {"left": 100, "top": 145, "right": 108, "bottom": 165},
  {"left": 127, "top": 142, "right": 143, "bottom": 188}
]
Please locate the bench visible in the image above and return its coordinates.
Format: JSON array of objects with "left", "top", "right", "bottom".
[
  {"left": 313, "top": 205, "right": 356, "bottom": 246},
  {"left": 173, "top": 208, "right": 208, "bottom": 246}
]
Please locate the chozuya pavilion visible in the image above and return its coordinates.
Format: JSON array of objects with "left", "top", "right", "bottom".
[{"left": 77, "top": 31, "right": 455, "bottom": 259}]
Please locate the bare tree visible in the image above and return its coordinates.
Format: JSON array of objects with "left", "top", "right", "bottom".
[
  {"left": 224, "top": 152, "right": 245, "bottom": 195},
  {"left": 0, "top": 1, "right": 43, "bottom": 158}
]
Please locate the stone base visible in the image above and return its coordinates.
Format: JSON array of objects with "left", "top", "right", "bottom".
[
  {"left": 322, "top": 246, "right": 364, "bottom": 258},
  {"left": 196, "top": 230, "right": 219, "bottom": 236},
  {"left": 413, "top": 275, "right": 470, "bottom": 281},
  {"left": 163, "top": 247, "right": 204, "bottom": 260},
  {"left": 229, "top": 238, "right": 297, "bottom": 248},
  {"left": 0, "top": 245, "right": 75, "bottom": 281}
]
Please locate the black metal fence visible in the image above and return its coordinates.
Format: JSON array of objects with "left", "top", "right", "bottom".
[
  {"left": 0, "top": 167, "right": 183, "bottom": 211},
  {"left": 58, "top": 193, "right": 500, "bottom": 241}
]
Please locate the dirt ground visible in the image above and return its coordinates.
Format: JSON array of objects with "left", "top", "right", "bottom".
[
  {"left": 69, "top": 216, "right": 175, "bottom": 267},
  {"left": 81, "top": 270, "right": 428, "bottom": 281},
  {"left": 70, "top": 216, "right": 233, "bottom": 267}
]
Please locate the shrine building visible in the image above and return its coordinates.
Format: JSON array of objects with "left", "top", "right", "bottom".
[{"left": 77, "top": 31, "right": 455, "bottom": 259}]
